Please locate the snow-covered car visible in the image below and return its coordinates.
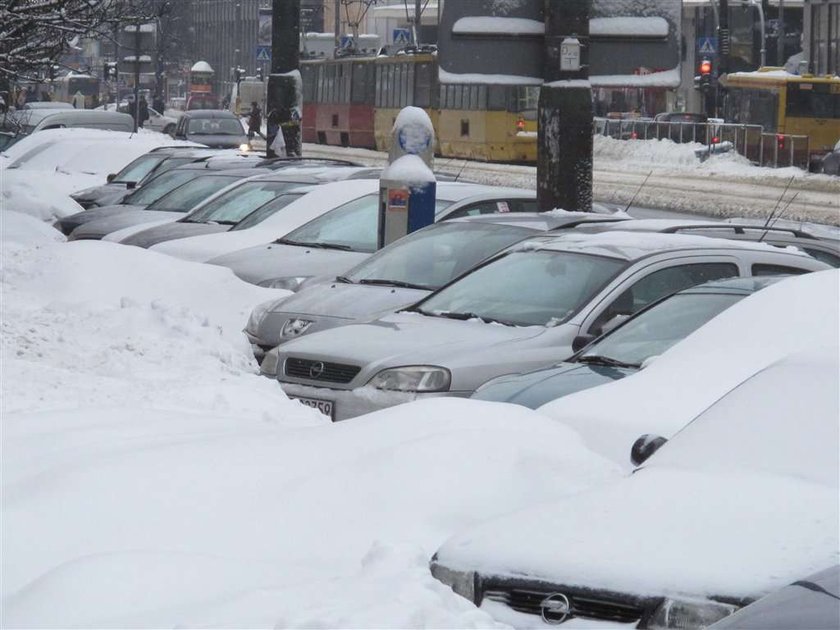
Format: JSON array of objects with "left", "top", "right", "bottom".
[
  {"left": 68, "top": 167, "right": 272, "bottom": 240},
  {"left": 472, "top": 275, "right": 782, "bottom": 409},
  {"left": 117, "top": 166, "right": 380, "bottom": 248},
  {"left": 209, "top": 183, "right": 545, "bottom": 288},
  {"left": 69, "top": 147, "right": 223, "bottom": 209},
  {"left": 429, "top": 348, "right": 839, "bottom": 629},
  {"left": 707, "top": 565, "right": 839, "bottom": 630},
  {"left": 274, "top": 232, "right": 828, "bottom": 421},
  {"left": 246, "top": 212, "right": 627, "bottom": 373}
]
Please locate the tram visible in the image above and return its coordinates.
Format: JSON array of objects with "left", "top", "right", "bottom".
[
  {"left": 187, "top": 61, "right": 219, "bottom": 110},
  {"left": 52, "top": 74, "right": 100, "bottom": 108}
]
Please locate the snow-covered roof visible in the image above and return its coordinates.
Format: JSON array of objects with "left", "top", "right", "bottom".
[
  {"left": 452, "top": 17, "right": 545, "bottom": 36},
  {"left": 591, "top": 67, "right": 681, "bottom": 88},
  {"left": 191, "top": 61, "right": 214, "bottom": 74},
  {"left": 438, "top": 68, "right": 542, "bottom": 86},
  {"left": 590, "top": 17, "right": 669, "bottom": 38}
]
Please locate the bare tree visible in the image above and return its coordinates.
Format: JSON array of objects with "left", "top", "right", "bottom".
[{"left": 0, "top": 0, "right": 120, "bottom": 82}]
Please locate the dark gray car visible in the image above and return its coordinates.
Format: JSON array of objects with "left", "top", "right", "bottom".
[
  {"left": 472, "top": 276, "right": 782, "bottom": 409},
  {"left": 172, "top": 109, "right": 248, "bottom": 149}
]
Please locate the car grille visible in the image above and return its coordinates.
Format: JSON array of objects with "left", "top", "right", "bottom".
[
  {"left": 482, "top": 587, "right": 645, "bottom": 624},
  {"left": 284, "top": 357, "right": 361, "bottom": 384}
]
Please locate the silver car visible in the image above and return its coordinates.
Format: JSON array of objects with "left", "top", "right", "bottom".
[
  {"left": 208, "top": 183, "right": 542, "bottom": 289},
  {"left": 274, "top": 231, "right": 829, "bottom": 420},
  {"left": 245, "top": 213, "right": 629, "bottom": 372}
]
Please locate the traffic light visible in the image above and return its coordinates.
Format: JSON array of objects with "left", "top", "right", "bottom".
[
  {"left": 699, "top": 58, "right": 712, "bottom": 90},
  {"left": 103, "top": 62, "right": 118, "bottom": 81}
]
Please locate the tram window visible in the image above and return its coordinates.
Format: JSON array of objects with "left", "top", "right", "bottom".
[
  {"left": 786, "top": 86, "right": 840, "bottom": 119},
  {"left": 406, "top": 64, "right": 415, "bottom": 106},
  {"left": 415, "top": 63, "right": 433, "bottom": 108},
  {"left": 749, "top": 91, "right": 778, "bottom": 130},
  {"left": 453, "top": 85, "right": 463, "bottom": 109},
  {"left": 477, "top": 86, "right": 487, "bottom": 109},
  {"left": 375, "top": 67, "right": 384, "bottom": 107},
  {"left": 468, "top": 86, "right": 478, "bottom": 110},
  {"left": 488, "top": 85, "right": 507, "bottom": 111},
  {"left": 387, "top": 65, "right": 395, "bottom": 108}
]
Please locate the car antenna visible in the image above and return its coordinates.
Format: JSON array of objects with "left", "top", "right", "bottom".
[
  {"left": 452, "top": 158, "right": 469, "bottom": 183},
  {"left": 758, "top": 191, "right": 799, "bottom": 242},
  {"left": 757, "top": 176, "right": 796, "bottom": 242},
  {"left": 623, "top": 170, "right": 653, "bottom": 214}
]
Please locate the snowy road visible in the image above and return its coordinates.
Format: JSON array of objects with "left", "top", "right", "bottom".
[{"left": 295, "top": 142, "right": 840, "bottom": 226}]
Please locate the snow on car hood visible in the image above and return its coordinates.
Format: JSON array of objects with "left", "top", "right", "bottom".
[
  {"left": 70, "top": 210, "right": 185, "bottom": 239},
  {"left": 209, "top": 243, "right": 369, "bottom": 285},
  {"left": 122, "top": 220, "right": 228, "bottom": 248},
  {"left": 270, "top": 282, "right": 430, "bottom": 320}
]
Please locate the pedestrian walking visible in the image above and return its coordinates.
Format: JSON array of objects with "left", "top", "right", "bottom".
[
  {"left": 248, "top": 101, "right": 263, "bottom": 141},
  {"left": 266, "top": 107, "right": 282, "bottom": 158},
  {"left": 138, "top": 96, "right": 150, "bottom": 128}
]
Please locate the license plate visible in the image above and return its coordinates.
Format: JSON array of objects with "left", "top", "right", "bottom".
[{"left": 291, "top": 396, "right": 334, "bottom": 420}]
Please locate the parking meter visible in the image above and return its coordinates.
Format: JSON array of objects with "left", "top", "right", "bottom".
[{"left": 378, "top": 107, "right": 436, "bottom": 249}]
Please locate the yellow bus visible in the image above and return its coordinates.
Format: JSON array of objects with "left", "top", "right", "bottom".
[{"left": 721, "top": 68, "right": 840, "bottom": 168}]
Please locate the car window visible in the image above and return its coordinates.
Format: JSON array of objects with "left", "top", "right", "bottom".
[
  {"left": 186, "top": 180, "right": 305, "bottom": 224},
  {"left": 443, "top": 198, "right": 537, "bottom": 219},
  {"left": 581, "top": 292, "right": 745, "bottom": 367},
  {"left": 122, "top": 170, "right": 199, "bottom": 206},
  {"left": 347, "top": 223, "right": 535, "bottom": 289},
  {"left": 146, "top": 174, "right": 240, "bottom": 213},
  {"left": 751, "top": 263, "right": 809, "bottom": 276},
  {"left": 231, "top": 193, "right": 307, "bottom": 230},
  {"left": 187, "top": 118, "right": 243, "bottom": 135},
  {"left": 801, "top": 248, "right": 840, "bottom": 268},
  {"left": 281, "top": 193, "right": 380, "bottom": 253},
  {"left": 142, "top": 157, "right": 198, "bottom": 182},
  {"left": 113, "top": 154, "right": 166, "bottom": 183},
  {"left": 418, "top": 250, "right": 626, "bottom": 327},
  {"left": 590, "top": 262, "right": 738, "bottom": 334}
]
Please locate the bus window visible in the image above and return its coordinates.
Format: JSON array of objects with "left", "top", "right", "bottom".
[{"left": 786, "top": 85, "right": 840, "bottom": 119}]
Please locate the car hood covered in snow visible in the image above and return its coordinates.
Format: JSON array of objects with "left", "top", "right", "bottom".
[
  {"left": 120, "top": 220, "right": 229, "bottom": 248},
  {"left": 69, "top": 209, "right": 185, "bottom": 240}
]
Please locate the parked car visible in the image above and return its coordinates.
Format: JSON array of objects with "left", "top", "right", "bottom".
[
  {"left": 0, "top": 109, "right": 134, "bottom": 150},
  {"left": 210, "top": 183, "right": 546, "bottom": 287},
  {"left": 245, "top": 212, "right": 628, "bottom": 373},
  {"left": 18, "top": 102, "right": 74, "bottom": 110},
  {"left": 274, "top": 231, "right": 828, "bottom": 420},
  {"left": 117, "top": 166, "right": 380, "bottom": 248},
  {"left": 68, "top": 167, "right": 273, "bottom": 240},
  {"left": 472, "top": 276, "right": 782, "bottom": 409},
  {"left": 172, "top": 109, "right": 248, "bottom": 150},
  {"left": 580, "top": 218, "right": 840, "bottom": 267},
  {"left": 144, "top": 107, "right": 179, "bottom": 135},
  {"left": 819, "top": 138, "right": 840, "bottom": 176},
  {"left": 430, "top": 348, "right": 839, "bottom": 629},
  {"left": 708, "top": 565, "right": 839, "bottom": 630},
  {"left": 69, "top": 147, "right": 226, "bottom": 209}
]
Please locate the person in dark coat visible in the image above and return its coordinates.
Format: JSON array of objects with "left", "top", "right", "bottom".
[
  {"left": 266, "top": 107, "right": 281, "bottom": 158},
  {"left": 247, "top": 101, "right": 263, "bottom": 141},
  {"left": 153, "top": 94, "right": 165, "bottom": 114},
  {"left": 138, "top": 96, "right": 150, "bottom": 128}
]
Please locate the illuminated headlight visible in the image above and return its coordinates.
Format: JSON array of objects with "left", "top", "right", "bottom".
[
  {"left": 368, "top": 366, "right": 451, "bottom": 392},
  {"left": 258, "top": 276, "right": 309, "bottom": 291},
  {"left": 244, "top": 300, "right": 274, "bottom": 336},
  {"left": 259, "top": 347, "right": 280, "bottom": 377},
  {"left": 430, "top": 560, "right": 477, "bottom": 605},
  {"left": 239, "top": 143, "right": 251, "bottom": 152},
  {"left": 648, "top": 598, "right": 738, "bottom": 629},
  {"left": 281, "top": 317, "right": 314, "bottom": 339}
]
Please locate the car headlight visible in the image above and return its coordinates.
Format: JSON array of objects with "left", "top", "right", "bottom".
[
  {"left": 244, "top": 300, "right": 275, "bottom": 336},
  {"left": 647, "top": 598, "right": 738, "bottom": 629},
  {"left": 430, "top": 559, "right": 477, "bottom": 605},
  {"left": 281, "top": 317, "right": 314, "bottom": 339},
  {"left": 258, "top": 276, "right": 309, "bottom": 291},
  {"left": 239, "top": 143, "right": 250, "bottom": 152},
  {"left": 368, "top": 366, "right": 451, "bottom": 392}
]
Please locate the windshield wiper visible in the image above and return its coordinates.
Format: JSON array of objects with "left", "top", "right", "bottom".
[
  {"left": 430, "top": 311, "right": 517, "bottom": 326},
  {"left": 357, "top": 278, "right": 431, "bottom": 290},
  {"left": 577, "top": 355, "right": 639, "bottom": 369},
  {"left": 275, "top": 238, "right": 353, "bottom": 251},
  {"left": 335, "top": 275, "right": 355, "bottom": 284}
]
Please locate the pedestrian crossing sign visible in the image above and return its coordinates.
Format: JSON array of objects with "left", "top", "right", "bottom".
[
  {"left": 697, "top": 37, "right": 717, "bottom": 55},
  {"left": 393, "top": 28, "right": 411, "bottom": 45},
  {"left": 256, "top": 46, "right": 271, "bottom": 62}
]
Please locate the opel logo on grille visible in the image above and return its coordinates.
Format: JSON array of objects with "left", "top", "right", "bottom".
[
  {"left": 308, "top": 361, "right": 325, "bottom": 379},
  {"left": 541, "top": 593, "right": 573, "bottom": 624}
]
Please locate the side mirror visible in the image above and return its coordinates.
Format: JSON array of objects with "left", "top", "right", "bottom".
[
  {"left": 126, "top": 181, "right": 137, "bottom": 190},
  {"left": 106, "top": 173, "right": 116, "bottom": 183},
  {"left": 571, "top": 334, "right": 596, "bottom": 353},
  {"left": 630, "top": 434, "right": 668, "bottom": 467}
]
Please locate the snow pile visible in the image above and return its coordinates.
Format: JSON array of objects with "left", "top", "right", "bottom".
[
  {"left": 539, "top": 270, "right": 840, "bottom": 467},
  {"left": 1, "top": 222, "right": 619, "bottom": 627},
  {"left": 594, "top": 134, "right": 718, "bottom": 168},
  {"left": 0, "top": 211, "right": 66, "bottom": 247}
]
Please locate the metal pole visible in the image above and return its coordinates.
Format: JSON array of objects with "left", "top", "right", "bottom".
[
  {"left": 777, "top": 0, "right": 785, "bottom": 66},
  {"left": 537, "top": 0, "right": 593, "bottom": 212},
  {"left": 133, "top": 23, "right": 141, "bottom": 132},
  {"left": 268, "top": 0, "right": 301, "bottom": 156},
  {"left": 414, "top": 0, "right": 422, "bottom": 46},
  {"left": 749, "top": 0, "right": 766, "bottom": 67},
  {"left": 334, "top": 0, "right": 341, "bottom": 51}
]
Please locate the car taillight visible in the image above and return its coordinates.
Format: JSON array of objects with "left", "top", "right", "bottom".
[
  {"left": 631, "top": 131, "right": 638, "bottom": 139},
  {"left": 777, "top": 134, "right": 786, "bottom": 149},
  {"left": 712, "top": 136, "right": 720, "bottom": 144}
]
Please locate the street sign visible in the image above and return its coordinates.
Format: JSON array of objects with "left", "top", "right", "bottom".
[
  {"left": 560, "top": 37, "right": 581, "bottom": 72},
  {"left": 393, "top": 28, "right": 411, "bottom": 45},
  {"left": 256, "top": 46, "right": 271, "bottom": 62},
  {"left": 697, "top": 37, "right": 718, "bottom": 55},
  {"left": 340, "top": 35, "right": 354, "bottom": 50}
]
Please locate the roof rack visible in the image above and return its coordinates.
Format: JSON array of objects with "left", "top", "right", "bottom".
[{"left": 659, "top": 224, "right": 821, "bottom": 241}]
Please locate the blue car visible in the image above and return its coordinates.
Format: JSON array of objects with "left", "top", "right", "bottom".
[{"left": 471, "top": 276, "right": 784, "bottom": 409}]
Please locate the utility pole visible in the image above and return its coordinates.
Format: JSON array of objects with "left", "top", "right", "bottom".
[
  {"left": 777, "top": 0, "right": 785, "bottom": 66},
  {"left": 717, "top": 0, "right": 730, "bottom": 118},
  {"left": 268, "top": 0, "right": 302, "bottom": 156},
  {"left": 537, "top": 0, "right": 592, "bottom": 212},
  {"left": 334, "top": 0, "right": 341, "bottom": 51},
  {"left": 413, "top": 0, "right": 422, "bottom": 46},
  {"left": 133, "top": 22, "right": 141, "bottom": 132}
]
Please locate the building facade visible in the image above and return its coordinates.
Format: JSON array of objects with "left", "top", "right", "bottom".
[{"left": 804, "top": 0, "right": 840, "bottom": 75}]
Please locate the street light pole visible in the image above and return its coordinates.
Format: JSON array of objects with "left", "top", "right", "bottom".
[
  {"left": 537, "top": 0, "right": 593, "bottom": 212},
  {"left": 744, "top": 0, "right": 766, "bottom": 67},
  {"left": 777, "top": 0, "right": 785, "bottom": 66},
  {"left": 268, "top": 0, "right": 301, "bottom": 156}
]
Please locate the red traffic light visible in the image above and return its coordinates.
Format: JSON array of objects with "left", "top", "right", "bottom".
[{"left": 700, "top": 59, "right": 712, "bottom": 75}]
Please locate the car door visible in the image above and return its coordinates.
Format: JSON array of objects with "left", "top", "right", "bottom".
[
  {"left": 146, "top": 108, "right": 163, "bottom": 132},
  {"left": 578, "top": 257, "right": 741, "bottom": 337}
]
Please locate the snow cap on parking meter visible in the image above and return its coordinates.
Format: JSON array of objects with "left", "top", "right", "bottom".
[{"left": 379, "top": 106, "right": 437, "bottom": 249}]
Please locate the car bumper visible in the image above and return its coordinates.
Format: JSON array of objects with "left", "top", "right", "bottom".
[{"left": 278, "top": 382, "right": 470, "bottom": 421}]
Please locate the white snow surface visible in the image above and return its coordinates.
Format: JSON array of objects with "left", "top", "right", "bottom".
[
  {"left": 439, "top": 68, "right": 543, "bottom": 86},
  {"left": 590, "top": 17, "right": 669, "bottom": 37},
  {"left": 539, "top": 270, "right": 840, "bottom": 467},
  {"left": 452, "top": 17, "right": 545, "bottom": 35},
  {"left": 1, "top": 218, "right": 620, "bottom": 627}
]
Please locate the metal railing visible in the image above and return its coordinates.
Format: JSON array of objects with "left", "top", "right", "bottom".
[{"left": 593, "top": 117, "right": 810, "bottom": 170}]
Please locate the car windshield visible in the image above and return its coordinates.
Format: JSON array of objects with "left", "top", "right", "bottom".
[
  {"left": 146, "top": 174, "right": 240, "bottom": 213},
  {"left": 231, "top": 192, "right": 307, "bottom": 230},
  {"left": 185, "top": 180, "right": 305, "bottom": 224},
  {"left": 346, "top": 222, "right": 535, "bottom": 290},
  {"left": 140, "top": 157, "right": 198, "bottom": 183},
  {"left": 188, "top": 118, "right": 243, "bottom": 135},
  {"left": 123, "top": 170, "right": 200, "bottom": 206},
  {"left": 277, "top": 193, "right": 381, "bottom": 253},
  {"left": 416, "top": 250, "right": 626, "bottom": 327},
  {"left": 113, "top": 154, "right": 166, "bottom": 184},
  {"left": 579, "top": 292, "right": 746, "bottom": 368}
]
